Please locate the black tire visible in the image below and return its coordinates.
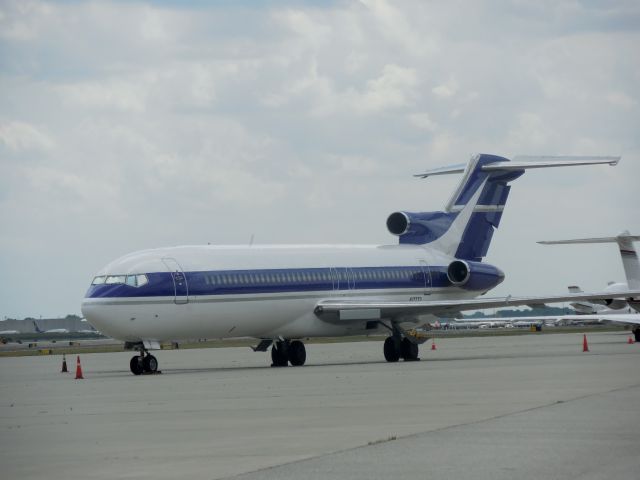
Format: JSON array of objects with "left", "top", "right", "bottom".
[
  {"left": 401, "top": 338, "right": 419, "bottom": 361},
  {"left": 143, "top": 354, "right": 158, "bottom": 373},
  {"left": 633, "top": 328, "right": 640, "bottom": 343},
  {"left": 288, "top": 340, "right": 306, "bottom": 366},
  {"left": 271, "top": 343, "right": 288, "bottom": 367},
  {"left": 383, "top": 337, "right": 400, "bottom": 362},
  {"left": 130, "top": 356, "right": 143, "bottom": 375}
]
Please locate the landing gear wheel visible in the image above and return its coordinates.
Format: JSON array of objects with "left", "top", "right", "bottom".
[
  {"left": 288, "top": 340, "right": 306, "bottom": 366},
  {"left": 633, "top": 327, "right": 640, "bottom": 343},
  {"left": 143, "top": 354, "right": 158, "bottom": 373},
  {"left": 130, "top": 355, "right": 143, "bottom": 375},
  {"left": 401, "top": 338, "right": 419, "bottom": 361},
  {"left": 271, "top": 343, "right": 289, "bottom": 367},
  {"left": 383, "top": 337, "right": 400, "bottom": 362}
]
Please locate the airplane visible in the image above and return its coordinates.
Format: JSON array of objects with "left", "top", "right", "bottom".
[
  {"left": 81, "top": 154, "right": 640, "bottom": 375},
  {"left": 539, "top": 231, "right": 640, "bottom": 313},
  {"left": 564, "top": 284, "right": 636, "bottom": 315},
  {"left": 539, "top": 231, "right": 640, "bottom": 339},
  {"left": 32, "top": 321, "right": 69, "bottom": 334},
  {"left": 0, "top": 329, "right": 20, "bottom": 335}
]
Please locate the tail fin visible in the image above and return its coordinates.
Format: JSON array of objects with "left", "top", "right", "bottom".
[
  {"left": 32, "top": 321, "right": 43, "bottom": 333},
  {"left": 390, "top": 154, "right": 619, "bottom": 261},
  {"left": 539, "top": 231, "right": 640, "bottom": 289}
]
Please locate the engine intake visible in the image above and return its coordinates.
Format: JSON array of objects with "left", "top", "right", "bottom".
[
  {"left": 447, "top": 260, "right": 470, "bottom": 286},
  {"left": 445, "top": 260, "right": 505, "bottom": 291},
  {"left": 604, "top": 298, "right": 628, "bottom": 310},
  {"left": 387, "top": 212, "right": 410, "bottom": 236}
]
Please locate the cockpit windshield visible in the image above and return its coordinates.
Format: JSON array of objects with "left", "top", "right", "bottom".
[{"left": 92, "top": 274, "right": 148, "bottom": 287}]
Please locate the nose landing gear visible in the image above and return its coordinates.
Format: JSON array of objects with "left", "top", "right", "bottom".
[{"left": 126, "top": 342, "right": 161, "bottom": 375}]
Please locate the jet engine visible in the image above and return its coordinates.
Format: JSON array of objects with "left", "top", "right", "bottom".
[{"left": 446, "top": 260, "right": 505, "bottom": 291}]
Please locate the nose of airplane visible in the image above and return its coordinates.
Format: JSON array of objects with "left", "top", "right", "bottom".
[{"left": 81, "top": 252, "right": 169, "bottom": 341}]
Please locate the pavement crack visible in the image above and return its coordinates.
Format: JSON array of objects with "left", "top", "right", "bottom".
[{"left": 220, "top": 382, "right": 640, "bottom": 480}]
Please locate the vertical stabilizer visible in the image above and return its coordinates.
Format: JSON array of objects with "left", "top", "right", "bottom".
[
  {"left": 391, "top": 154, "right": 619, "bottom": 261},
  {"left": 539, "top": 231, "right": 640, "bottom": 289},
  {"left": 617, "top": 232, "right": 640, "bottom": 290}
]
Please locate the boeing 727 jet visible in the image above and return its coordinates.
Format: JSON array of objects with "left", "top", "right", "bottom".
[{"left": 81, "top": 154, "right": 639, "bottom": 375}]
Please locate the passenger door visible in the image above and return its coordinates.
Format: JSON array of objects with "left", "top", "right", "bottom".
[
  {"left": 419, "top": 260, "right": 432, "bottom": 296},
  {"left": 162, "top": 257, "right": 189, "bottom": 305}
]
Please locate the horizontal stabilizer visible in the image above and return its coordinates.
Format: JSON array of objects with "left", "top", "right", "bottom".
[
  {"left": 413, "top": 163, "right": 466, "bottom": 178},
  {"left": 539, "top": 230, "right": 639, "bottom": 291},
  {"left": 539, "top": 232, "right": 640, "bottom": 245},
  {"left": 485, "top": 156, "right": 620, "bottom": 171}
]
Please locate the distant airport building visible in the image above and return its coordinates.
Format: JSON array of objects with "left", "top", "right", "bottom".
[{"left": 0, "top": 316, "right": 94, "bottom": 333}]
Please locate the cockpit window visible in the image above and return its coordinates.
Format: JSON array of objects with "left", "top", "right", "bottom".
[
  {"left": 94, "top": 274, "right": 148, "bottom": 287},
  {"left": 125, "top": 274, "right": 149, "bottom": 287},
  {"left": 105, "top": 275, "right": 126, "bottom": 284}
]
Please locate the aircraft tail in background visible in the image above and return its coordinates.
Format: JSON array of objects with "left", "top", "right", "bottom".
[{"left": 539, "top": 231, "right": 640, "bottom": 290}]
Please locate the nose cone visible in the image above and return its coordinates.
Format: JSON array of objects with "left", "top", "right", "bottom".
[{"left": 81, "top": 300, "right": 128, "bottom": 340}]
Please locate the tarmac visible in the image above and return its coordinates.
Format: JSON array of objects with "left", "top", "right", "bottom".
[{"left": 1, "top": 332, "right": 639, "bottom": 479}]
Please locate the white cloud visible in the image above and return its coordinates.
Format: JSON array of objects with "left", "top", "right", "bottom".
[
  {"left": 432, "top": 77, "right": 458, "bottom": 99},
  {"left": 0, "top": 0, "right": 638, "bottom": 317},
  {"left": 357, "top": 64, "right": 418, "bottom": 112},
  {"left": 605, "top": 91, "right": 637, "bottom": 109},
  {"left": 408, "top": 113, "right": 438, "bottom": 132},
  {"left": 0, "top": 121, "right": 54, "bottom": 152}
]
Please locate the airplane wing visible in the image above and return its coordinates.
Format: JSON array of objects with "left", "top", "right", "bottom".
[
  {"left": 314, "top": 290, "right": 640, "bottom": 322},
  {"left": 556, "top": 314, "right": 640, "bottom": 325}
]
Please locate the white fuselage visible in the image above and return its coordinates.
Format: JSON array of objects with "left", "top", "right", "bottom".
[{"left": 81, "top": 244, "right": 486, "bottom": 343}]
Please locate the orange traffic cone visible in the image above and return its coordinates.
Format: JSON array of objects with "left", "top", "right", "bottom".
[
  {"left": 61, "top": 354, "right": 68, "bottom": 373},
  {"left": 582, "top": 335, "right": 589, "bottom": 352},
  {"left": 431, "top": 339, "right": 437, "bottom": 350},
  {"left": 75, "top": 355, "right": 84, "bottom": 379},
  {"left": 628, "top": 336, "right": 635, "bottom": 345}
]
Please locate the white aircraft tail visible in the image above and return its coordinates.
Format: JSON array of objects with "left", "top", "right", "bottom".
[{"left": 539, "top": 231, "right": 640, "bottom": 289}]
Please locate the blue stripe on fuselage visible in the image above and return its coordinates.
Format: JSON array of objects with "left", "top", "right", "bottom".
[{"left": 85, "top": 265, "right": 496, "bottom": 298}]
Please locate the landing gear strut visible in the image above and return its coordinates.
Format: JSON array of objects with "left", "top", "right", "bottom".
[
  {"left": 128, "top": 344, "right": 159, "bottom": 375},
  {"left": 383, "top": 324, "right": 420, "bottom": 362},
  {"left": 270, "top": 339, "right": 306, "bottom": 367}
]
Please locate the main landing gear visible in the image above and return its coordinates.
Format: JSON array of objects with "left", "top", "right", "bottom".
[
  {"left": 270, "top": 339, "right": 307, "bottom": 367},
  {"left": 383, "top": 325, "right": 420, "bottom": 362},
  {"left": 633, "top": 327, "right": 640, "bottom": 343},
  {"left": 127, "top": 343, "right": 160, "bottom": 375}
]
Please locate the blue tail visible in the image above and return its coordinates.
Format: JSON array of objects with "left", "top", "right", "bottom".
[
  {"left": 387, "top": 154, "right": 524, "bottom": 261},
  {"left": 386, "top": 153, "right": 620, "bottom": 261}
]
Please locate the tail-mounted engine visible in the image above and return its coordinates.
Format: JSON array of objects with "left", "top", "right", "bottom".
[
  {"left": 446, "top": 259, "right": 505, "bottom": 291},
  {"left": 386, "top": 211, "right": 455, "bottom": 244}
]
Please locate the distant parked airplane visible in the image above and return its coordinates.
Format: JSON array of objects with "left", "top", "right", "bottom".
[
  {"left": 32, "top": 321, "right": 69, "bottom": 334},
  {"left": 538, "top": 231, "right": 640, "bottom": 340},
  {"left": 539, "top": 231, "right": 640, "bottom": 313}
]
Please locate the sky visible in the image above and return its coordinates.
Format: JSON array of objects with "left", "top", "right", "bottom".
[{"left": 0, "top": 0, "right": 638, "bottom": 319}]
